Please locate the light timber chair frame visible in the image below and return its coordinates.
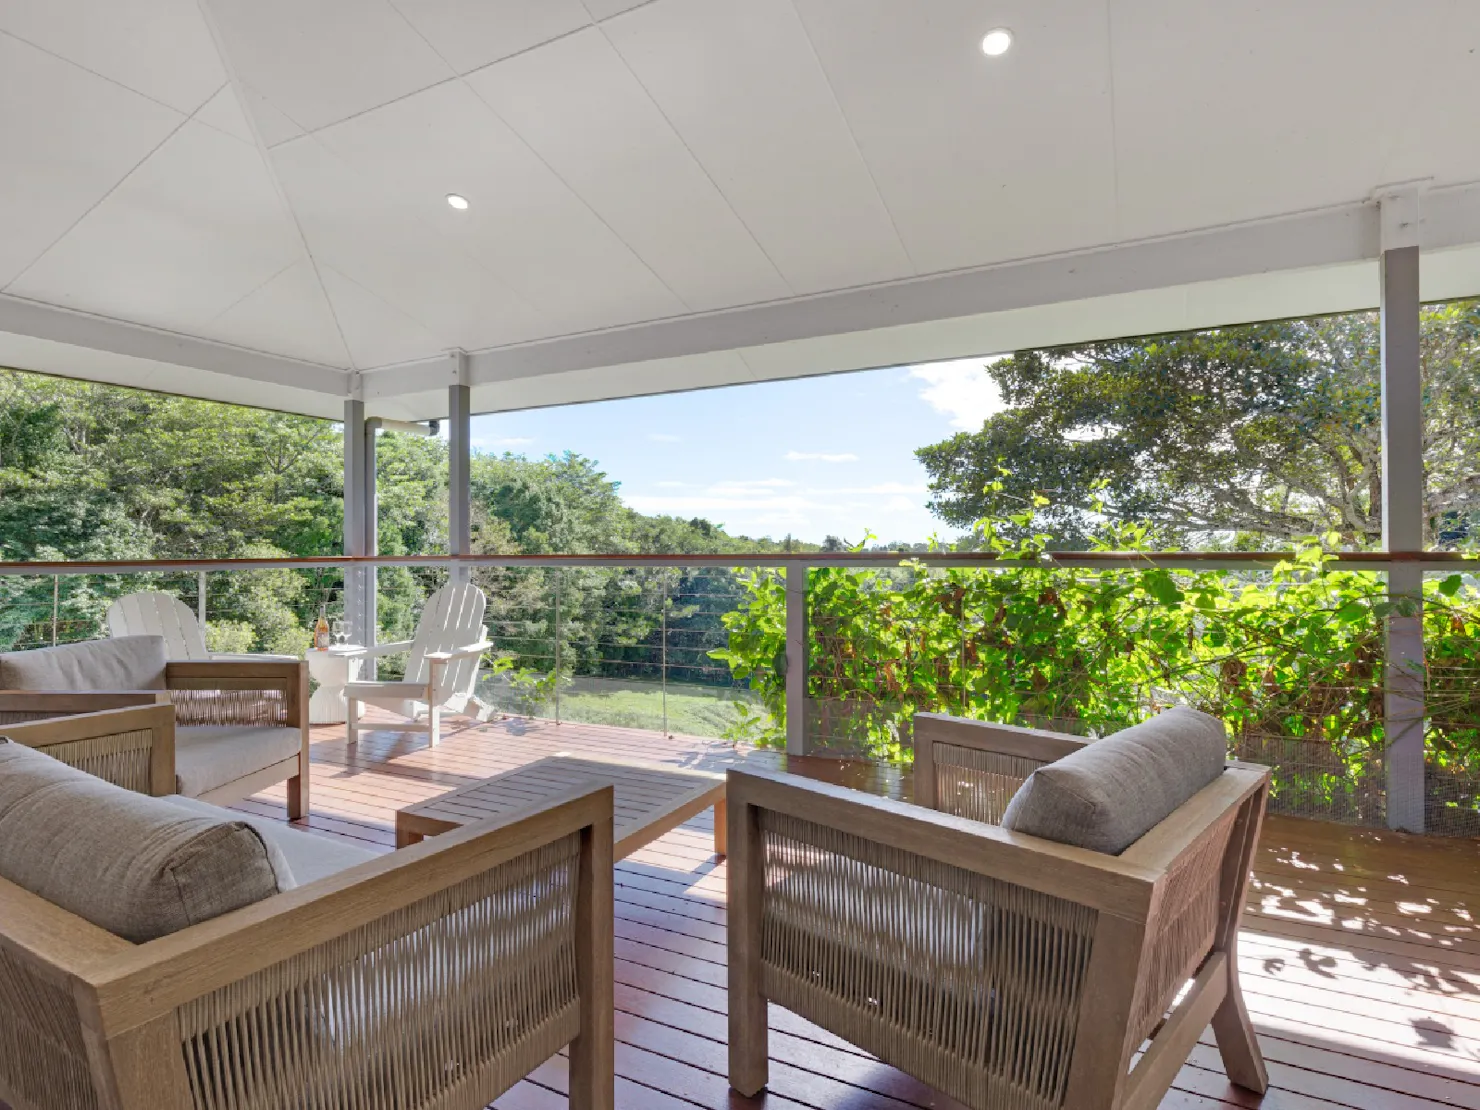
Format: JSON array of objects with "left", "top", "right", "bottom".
[
  {"left": 0, "top": 780, "right": 616, "bottom": 1110},
  {"left": 0, "top": 701, "right": 177, "bottom": 797},
  {"left": 728, "top": 712, "right": 1271, "bottom": 1110},
  {"left": 0, "top": 658, "right": 311, "bottom": 819}
]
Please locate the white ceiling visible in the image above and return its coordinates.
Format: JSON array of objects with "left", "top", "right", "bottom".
[{"left": 0, "top": 0, "right": 1478, "bottom": 418}]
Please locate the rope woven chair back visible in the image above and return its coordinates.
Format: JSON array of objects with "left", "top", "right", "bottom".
[
  {"left": 106, "top": 592, "right": 209, "bottom": 661},
  {"left": 404, "top": 581, "right": 488, "bottom": 711}
]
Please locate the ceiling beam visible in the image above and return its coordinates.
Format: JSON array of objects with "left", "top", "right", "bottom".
[{"left": 0, "top": 292, "right": 349, "bottom": 396}]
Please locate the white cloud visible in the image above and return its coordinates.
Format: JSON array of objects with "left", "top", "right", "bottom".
[
  {"left": 654, "top": 480, "right": 694, "bottom": 489},
  {"left": 785, "top": 451, "right": 858, "bottom": 463},
  {"left": 831, "top": 482, "right": 928, "bottom": 496},
  {"left": 648, "top": 432, "right": 681, "bottom": 442},
  {"left": 713, "top": 478, "right": 794, "bottom": 490},
  {"left": 909, "top": 357, "right": 1005, "bottom": 430}
]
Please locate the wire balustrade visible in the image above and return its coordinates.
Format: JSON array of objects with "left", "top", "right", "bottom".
[{"left": 1, "top": 551, "right": 1477, "bottom": 836}]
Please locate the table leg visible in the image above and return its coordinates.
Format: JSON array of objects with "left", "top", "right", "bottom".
[
  {"left": 395, "top": 823, "right": 424, "bottom": 849},
  {"left": 713, "top": 796, "right": 727, "bottom": 859}
]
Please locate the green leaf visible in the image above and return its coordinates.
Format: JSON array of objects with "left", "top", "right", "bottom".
[{"left": 1144, "top": 569, "right": 1185, "bottom": 607}]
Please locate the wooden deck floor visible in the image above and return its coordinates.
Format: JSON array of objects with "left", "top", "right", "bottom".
[{"left": 231, "top": 711, "right": 1480, "bottom": 1110}]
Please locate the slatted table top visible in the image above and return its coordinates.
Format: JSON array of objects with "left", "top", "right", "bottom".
[{"left": 394, "top": 752, "right": 727, "bottom": 859}]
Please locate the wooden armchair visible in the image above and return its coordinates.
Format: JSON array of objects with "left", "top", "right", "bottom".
[
  {"left": 0, "top": 753, "right": 616, "bottom": 1110},
  {"left": 0, "top": 650, "right": 310, "bottom": 819},
  {"left": 728, "top": 713, "right": 1271, "bottom": 1110}
]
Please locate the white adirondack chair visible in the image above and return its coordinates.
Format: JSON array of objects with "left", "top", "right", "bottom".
[
  {"left": 343, "top": 581, "right": 493, "bottom": 746},
  {"left": 105, "top": 591, "right": 296, "bottom": 662}
]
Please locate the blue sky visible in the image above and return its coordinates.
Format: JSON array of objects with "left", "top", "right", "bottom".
[{"left": 468, "top": 358, "right": 1003, "bottom": 545}]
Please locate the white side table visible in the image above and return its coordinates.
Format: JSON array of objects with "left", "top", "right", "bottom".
[{"left": 306, "top": 645, "right": 362, "bottom": 726}]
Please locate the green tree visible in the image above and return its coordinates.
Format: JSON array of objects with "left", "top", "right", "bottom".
[{"left": 917, "top": 303, "right": 1480, "bottom": 548}]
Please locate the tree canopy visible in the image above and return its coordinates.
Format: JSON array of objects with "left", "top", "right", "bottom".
[
  {"left": 0, "top": 368, "right": 795, "bottom": 660},
  {"left": 916, "top": 302, "right": 1480, "bottom": 548}
]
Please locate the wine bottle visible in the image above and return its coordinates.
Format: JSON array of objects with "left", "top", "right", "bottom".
[{"left": 314, "top": 604, "right": 330, "bottom": 651}]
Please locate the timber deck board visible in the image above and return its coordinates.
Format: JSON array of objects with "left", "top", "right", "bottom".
[{"left": 222, "top": 710, "right": 1480, "bottom": 1110}]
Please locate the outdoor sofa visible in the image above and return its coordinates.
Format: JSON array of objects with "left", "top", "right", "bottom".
[
  {"left": 0, "top": 635, "right": 310, "bottom": 818},
  {"left": 728, "top": 706, "right": 1271, "bottom": 1110},
  {"left": 0, "top": 708, "right": 615, "bottom": 1110}
]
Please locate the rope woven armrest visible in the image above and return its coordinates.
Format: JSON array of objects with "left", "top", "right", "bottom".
[
  {"left": 915, "top": 712, "right": 1089, "bottom": 760},
  {"left": 0, "top": 691, "right": 166, "bottom": 719},
  {"left": 165, "top": 660, "right": 302, "bottom": 687},
  {"left": 2, "top": 704, "right": 175, "bottom": 795}
]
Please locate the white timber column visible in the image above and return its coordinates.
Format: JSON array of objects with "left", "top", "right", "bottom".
[
  {"left": 343, "top": 398, "right": 369, "bottom": 647},
  {"left": 364, "top": 419, "right": 380, "bottom": 676},
  {"left": 785, "top": 564, "right": 808, "bottom": 756},
  {"left": 448, "top": 351, "right": 472, "bottom": 585},
  {"left": 1379, "top": 186, "right": 1426, "bottom": 833}
]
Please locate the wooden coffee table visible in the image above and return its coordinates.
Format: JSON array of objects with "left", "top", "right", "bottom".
[{"left": 395, "top": 753, "right": 727, "bottom": 859}]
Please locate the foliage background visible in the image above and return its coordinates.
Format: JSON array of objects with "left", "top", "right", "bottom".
[
  {"left": 712, "top": 509, "right": 1480, "bottom": 833},
  {"left": 0, "top": 369, "right": 801, "bottom": 688}
]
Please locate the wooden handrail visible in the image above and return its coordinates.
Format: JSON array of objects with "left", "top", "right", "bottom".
[{"left": 0, "top": 550, "right": 1466, "bottom": 575}]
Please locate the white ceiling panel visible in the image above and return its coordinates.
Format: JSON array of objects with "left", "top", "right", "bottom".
[
  {"left": 198, "top": 258, "right": 351, "bottom": 367},
  {"left": 603, "top": 0, "right": 914, "bottom": 294},
  {"left": 468, "top": 28, "right": 790, "bottom": 311},
  {"left": 796, "top": 0, "right": 1119, "bottom": 274},
  {"left": 10, "top": 120, "right": 303, "bottom": 331},
  {"left": 307, "top": 80, "right": 687, "bottom": 340},
  {"left": 1377, "top": 4, "right": 1480, "bottom": 189},
  {"left": 0, "top": 34, "right": 184, "bottom": 289},
  {"left": 270, "top": 132, "right": 548, "bottom": 359},
  {"left": 240, "top": 84, "right": 305, "bottom": 147},
  {"left": 201, "top": 0, "right": 452, "bottom": 132},
  {"left": 193, "top": 84, "right": 255, "bottom": 144},
  {"left": 1111, "top": 0, "right": 1453, "bottom": 240},
  {"left": 0, "top": 0, "right": 224, "bottom": 114},
  {"left": 390, "top": 0, "right": 593, "bottom": 75},
  {"left": 317, "top": 264, "right": 442, "bottom": 369},
  {"left": 581, "top": 0, "right": 653, "bottom": 21},
  {"left": 3, "top": 0, "right": 1480, "bottom": 418}
]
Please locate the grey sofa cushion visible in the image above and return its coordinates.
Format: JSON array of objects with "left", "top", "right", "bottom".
[
  {"left": 175, "top": 725, "right": 302, "bottom": 797},
  {"left": 0, "top": 635, "right": 167, "bottom": 691},
  {"left": 0, "top": 742, "right": 291, "bottom": 942},
  {"left": 167, "top": 795, "right": 378, "bottom": 885},
  {"left": 1000, "top": 707, "right": 1228, "bottom": 855}
]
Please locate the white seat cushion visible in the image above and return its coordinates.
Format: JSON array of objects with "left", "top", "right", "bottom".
[
  {"left": 175, "top": 725, "right": 302, "bottom": 797},
  {"left": 166, "top": 795, "right": 378, "bottom": 885},
  {"left": 0, "top": 635, "right": 167, "bottom": 691}
]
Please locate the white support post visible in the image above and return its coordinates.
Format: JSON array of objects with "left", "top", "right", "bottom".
[
  {"left": 343, "top": 399, "right": 368, "bottom": 649},
  {"left": 448, "top": 352, "right": 472, "bottom": 586},
  {"left": 785, "top": 564, "right": 808, "bottom": 756},
  {"left": 197, "top": 570, "right": 207, "bottom": 629},
  {"left": 364, "top": 419, "right": 379, "bottom": 678},
  {"left": 1379, "top": 187, "right": 1425, "bottom": 833}
]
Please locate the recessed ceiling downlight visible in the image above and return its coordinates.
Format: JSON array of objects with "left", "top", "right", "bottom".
[
  {"left": 981, "top": 28, "right": 1013, "bottom": 56},
  {"left": 446, "top": 193, "right": 470, "bottom": 210}
]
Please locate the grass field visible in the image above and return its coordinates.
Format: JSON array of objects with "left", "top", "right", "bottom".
[{"left": 478, "top": 674, "right": 774, "bottom": 740}]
